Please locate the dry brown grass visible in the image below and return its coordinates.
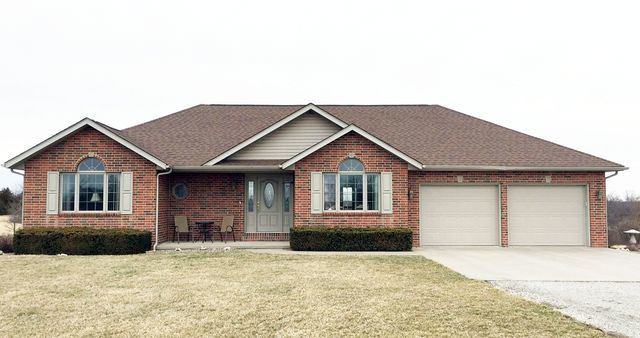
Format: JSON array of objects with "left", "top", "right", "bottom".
[{"left": 0, "top": 251, "right": 603, "bottom": 337}]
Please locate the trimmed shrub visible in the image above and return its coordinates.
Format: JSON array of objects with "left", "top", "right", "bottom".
[
  {"left": 14, "top": 227, "right": 151, "bottom": 255},
  {"left": 290, "top": 227, "right": 413, "bottom": 251},
  {"left": 0, "top": 235, "right": 13, "bottom": 253}
]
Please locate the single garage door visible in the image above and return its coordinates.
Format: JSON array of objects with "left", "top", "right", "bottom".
[
  {"left": 419, "top": 185, "right": 499, "bottom": 246},
  {"left": 508, "top": 186, "right": 588, "bottom": 246}
]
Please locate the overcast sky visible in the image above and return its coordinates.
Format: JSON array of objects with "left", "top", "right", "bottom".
[{"left": 0, "top": 1, "right": 637, "bottom": 196}]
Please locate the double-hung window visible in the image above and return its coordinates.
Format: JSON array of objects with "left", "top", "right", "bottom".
[
  {"left": 60, "top": 157, "right": 122, "bottom": 212},
  {"left": 323, "top": 159, "right": 380, "bottom": 212}
]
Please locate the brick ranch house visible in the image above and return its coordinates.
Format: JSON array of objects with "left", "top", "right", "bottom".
[{"left": 3, "top": 104, "right": 627, "bottom": 249}]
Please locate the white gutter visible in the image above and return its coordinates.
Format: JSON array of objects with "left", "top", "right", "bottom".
[
  {"left": 172, "top": 165, "right": 284, "bottom": 172},
  {"left": 420, "top": 165, "right": 629, "bottom": 172},
  {"left": 154, "top": 168, "right": 172, "bottom": 251},
  {"left": 605, "top": 171, "right": 620, "bottom": 179}
]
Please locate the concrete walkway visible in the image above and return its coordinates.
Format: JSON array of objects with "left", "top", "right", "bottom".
[
  {"left": 156, "top": 241, "right": 290, "bottom": 251},
  {"left": 417, "top": 246, "right": 640, "bottom": 281}
]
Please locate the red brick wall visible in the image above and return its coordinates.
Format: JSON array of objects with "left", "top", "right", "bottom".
[
  {"left": 291, "top": 132, "right": 607, "bottom": 248},
  {"left": 23, "top": 127, "right": 159, "bottom": 236},
  {"left": 165, "top": 173, "right": 245, "bottom": 241},
  {"left": 22, "top": 126, "right": 608, "bottom": 248},
  {"left": 294, "top": 132, "right": 410, "bottom": 229},
  {"left": 408, "top": 171, "right": 607, "bottom": 247}
]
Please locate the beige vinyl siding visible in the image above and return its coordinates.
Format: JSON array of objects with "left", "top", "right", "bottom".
[{"left": 230, "top": 112, "right": 341, "bottom": 160}]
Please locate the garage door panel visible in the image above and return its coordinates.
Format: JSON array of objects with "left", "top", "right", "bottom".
[
  {"left": 426, "top": 200, "right": 498, "bottom": 214},
  {"left": 509, "top": 201, "right": 586, "bottom": 214},
  {"left": 508, "top": 186, "right": 587, "bottom": 246},
  {"left": 509, "top": 233, "right": 585, "bottom": 246},
  {"left": 420, "top": 185, "right": 499, "bottom": 246}
]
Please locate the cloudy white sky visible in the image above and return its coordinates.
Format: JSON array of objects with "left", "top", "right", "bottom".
[{"left": 0, "top": 1, "right": 637, "bottom": 196}]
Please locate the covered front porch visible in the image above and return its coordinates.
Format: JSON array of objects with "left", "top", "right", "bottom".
[{"left": 158, "top": 170, "right": 294, "bottom": 244}]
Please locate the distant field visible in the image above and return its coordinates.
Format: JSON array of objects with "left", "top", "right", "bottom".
[{"left": 0, "top": 215, "right": 21, "bottom": 236}]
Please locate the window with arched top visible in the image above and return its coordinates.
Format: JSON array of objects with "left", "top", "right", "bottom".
[
  {"left": 322, "top": 158, "right": 380, "bottom": 211},
  {"left": 78, "top": 157, "right": 105, "bottom": 171},
  {"left": 338, "top": 158, "right": 364, "bottom": 172},
  {"left": 60, "top": 157, "right": 121, "bottom": 212}
]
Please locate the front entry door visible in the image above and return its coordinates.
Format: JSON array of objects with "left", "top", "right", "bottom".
[
  {"left": 257, "top": 176, "right": 282, "bottom": 232},
  {"left": 245, "top": 174, "right": 293, "bottom": 233}
]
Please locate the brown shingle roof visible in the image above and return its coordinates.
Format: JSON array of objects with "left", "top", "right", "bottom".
[{"left": 118, "top": 104, "right": 624, "bottom": 169}]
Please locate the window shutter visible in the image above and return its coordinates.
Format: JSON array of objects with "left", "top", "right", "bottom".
[
  {"left": 46, "top": 171, "right": 59, "bottom": 214},
  {"left": 381, "top": 172, "right": 393, "bottom": 214},
  {"left": 120, "top": 172, "right": 133, "bottom": 214},
  {"left": 310, "top": 172, "right": 322, "bottom": 214}
]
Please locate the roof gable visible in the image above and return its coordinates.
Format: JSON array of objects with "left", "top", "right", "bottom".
[
  {"left": 229, "top": 110, "right": 342, "bottom": 160},
  {"left": 203, "top": 104, "right": 347, "bottom": 165},
  {"left": 281, "top": 125, "right": 424, "bottom": 169},
  {"left": 3, "top": 118, "right": 169, "bottom": 170}
]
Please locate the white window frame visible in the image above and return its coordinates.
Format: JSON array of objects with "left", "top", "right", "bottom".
[
  {"left": 59, "top": 171, "right": 122, "bottom": 213},
  {"left": 322, "top": 169, "right": 381, "bottom": 213}
]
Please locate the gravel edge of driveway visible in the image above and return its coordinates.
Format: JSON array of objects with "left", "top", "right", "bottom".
[{"left": 491, "top": 280, "right": 640, "bottom": 337}]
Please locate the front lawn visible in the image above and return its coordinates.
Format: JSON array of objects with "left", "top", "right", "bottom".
[{"left": 0, "top": 252, "right": 602, "bottom": 336}]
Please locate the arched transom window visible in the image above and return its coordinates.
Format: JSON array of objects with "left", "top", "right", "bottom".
[
  {"left": 322, "top": 158, "right": 380, "bottom": 211},
  {"left": 60, "top": 157, "right": 122, "bottom": 212}
]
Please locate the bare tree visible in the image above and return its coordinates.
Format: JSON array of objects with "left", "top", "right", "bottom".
[
  {"left": 625, "top": 191, "right": 640, "bottom": 202},
  {"left": 608, "top": 193, "right": 640, "bottom": 245},
  {"left": 8, "top": 186, "right": 22, "bottom": 235}
]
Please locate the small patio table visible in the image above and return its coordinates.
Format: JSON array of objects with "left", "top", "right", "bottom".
[{"left": 194, "top": 220, "right": 215, "bottom": 243}]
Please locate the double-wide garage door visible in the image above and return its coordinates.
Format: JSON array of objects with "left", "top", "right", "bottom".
[{"left": 419, "top": 185, "right": 588, "bottom": 246}]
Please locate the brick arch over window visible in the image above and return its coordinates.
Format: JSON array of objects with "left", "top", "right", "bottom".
[
  {"left": 73, "top": 153, "right": 109, "bottom": 172},
  {"left": 77, "top": 157, "right": 106, "bottom": 171},
  {"left": 338, "top": 158, "right": 365, "bottom": 172}
]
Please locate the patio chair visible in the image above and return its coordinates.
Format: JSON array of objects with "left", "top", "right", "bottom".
[
  {"left": 214, "top": 215, "right": 235, "bottom": 243},
  {"left": 174, "top": 216, "right": 192, "bottom": 243}
]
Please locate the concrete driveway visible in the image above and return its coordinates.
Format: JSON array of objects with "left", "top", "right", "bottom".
[
  {"left": 417, "top": 246, "right": 640, "bottom": 336},
  {"left": 417, "top": 246, "right": 640, "bottom": 281}
]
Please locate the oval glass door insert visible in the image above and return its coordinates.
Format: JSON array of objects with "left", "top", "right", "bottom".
[{"left": 264, "top": 182, "right": 275, "bottom": 209}]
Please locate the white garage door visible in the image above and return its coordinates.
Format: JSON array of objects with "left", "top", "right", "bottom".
[
  {"left": 419, "top": 185, "right": 499, "bottom": 246},
  {"left": 508, "top": 186, "right": 588, "bottom": 246}
]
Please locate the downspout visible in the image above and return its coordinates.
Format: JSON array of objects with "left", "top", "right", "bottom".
[
  {"left": 605, "top": 171, "right": 619, "bottom": 180},
  {"left": 154, "top": 168, "right": 172, "bottom": 251},
  {"left": 10, "top": 169, "right": 25, "bottom": 231}
]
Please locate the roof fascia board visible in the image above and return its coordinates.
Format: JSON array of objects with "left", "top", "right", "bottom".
[
  {"left": 172, "top": 165, "right": 285, "bottom": 173},
  {"left": 419, "top": 165, "right": 629, "bottom": 172},
  {"left": 3, "top": 118, "right": 169, "bottom": 169},
  {"left": 280, "top": 125, "right": 424, "bottom": 169},
  {"left": 203, "top": 104, "right": 348, "bottom": 166}
]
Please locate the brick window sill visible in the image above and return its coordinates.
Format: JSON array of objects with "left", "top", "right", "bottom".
[
  {"left": 320, "top": 211, "right": 384, "bottom": 216},
  {"left": 58, "top": 212, "right": 123, "bottom": 217}
]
